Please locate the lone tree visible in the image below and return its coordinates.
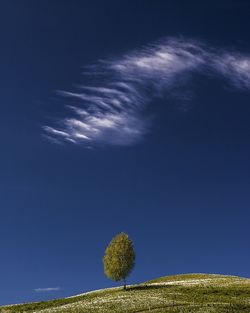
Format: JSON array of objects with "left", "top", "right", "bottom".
[{"left": 103, "top": 232, "right": 135, "bottom": 290}]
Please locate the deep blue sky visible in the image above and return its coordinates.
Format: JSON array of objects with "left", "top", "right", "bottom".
[{"left": 1, "top": 0, "right": 250, "bottom": 305}]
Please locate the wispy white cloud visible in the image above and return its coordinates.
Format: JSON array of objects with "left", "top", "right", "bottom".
[
  {"left": 213, "top": 53, "right": 250, "bottom": 89},
  {"left": 44, "top": 38, "right": 250, "bottom": 146},
  {"left": 34, "top": 287, "right": 61, "bottom": 292}
]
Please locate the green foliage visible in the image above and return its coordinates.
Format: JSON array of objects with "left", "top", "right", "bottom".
[{"left": 103, "top": 232, "right": 135, "bottom": 288}]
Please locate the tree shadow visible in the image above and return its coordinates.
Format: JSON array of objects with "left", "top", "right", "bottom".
[{"left": 127, "top": 284, "right": 174, "bottom": 291}]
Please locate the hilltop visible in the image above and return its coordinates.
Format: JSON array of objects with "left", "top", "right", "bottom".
[{"left": 1, "top": 273, "right": 250, "bottom": 312}]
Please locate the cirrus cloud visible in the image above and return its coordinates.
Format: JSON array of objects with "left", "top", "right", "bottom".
[
  {"left": 34, "top": 287, "right": 61, "bottom": 292},
  {"left": 44, "top": 38, "right": 250, "bottom": 146}
]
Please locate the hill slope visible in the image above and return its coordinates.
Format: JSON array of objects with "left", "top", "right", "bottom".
[{"left": 2, "top": 274, "right": 250, "bottom": 312}]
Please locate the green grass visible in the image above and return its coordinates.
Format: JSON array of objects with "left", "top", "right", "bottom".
[{"left": 1, "top": 274, "right": 250, "bottom": 312}]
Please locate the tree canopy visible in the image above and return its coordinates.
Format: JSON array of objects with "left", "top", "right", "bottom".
[{"left": 103, "top": 232, "right": 136, "bottom": 290}]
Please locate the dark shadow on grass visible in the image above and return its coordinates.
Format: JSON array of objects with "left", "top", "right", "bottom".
[{"left": 126, "top": 284, "right": 175, "bottom": 291}]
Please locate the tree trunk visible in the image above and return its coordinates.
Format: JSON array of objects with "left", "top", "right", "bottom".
[{"left": 123, "top": 278, "right": 126, "bottom": 290}]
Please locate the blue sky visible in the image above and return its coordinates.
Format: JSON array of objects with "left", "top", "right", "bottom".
[{"left": 1, "top": 0, "right": 250, "bottom": 305}]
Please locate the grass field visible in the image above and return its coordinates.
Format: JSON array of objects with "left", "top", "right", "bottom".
[{"left": 1, "top": 274, "right": 250, "bottom": 312}]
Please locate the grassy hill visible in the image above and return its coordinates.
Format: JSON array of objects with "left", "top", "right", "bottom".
[{"left": 1, "top": 274, "right": 250, "bottom": 312}]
